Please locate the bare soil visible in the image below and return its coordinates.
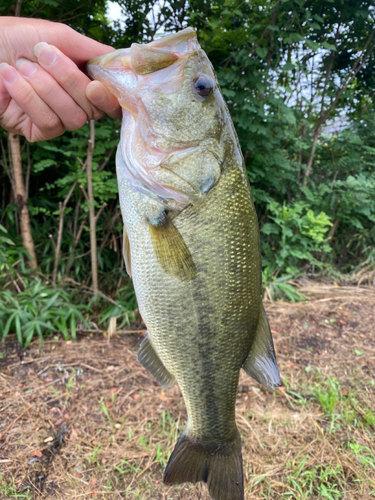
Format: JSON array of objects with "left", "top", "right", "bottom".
[{"left": 1, "top": 285, "right": 374, "bottom": 499}]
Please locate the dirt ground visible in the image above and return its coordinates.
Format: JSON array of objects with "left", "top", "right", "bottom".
[{"left": 0, "top": 285, "right": 374, "bottom": 500}]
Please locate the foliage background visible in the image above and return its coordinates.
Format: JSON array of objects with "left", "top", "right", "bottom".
[{"left": 1, "top": 0, "right": 375, "bottom": 342}]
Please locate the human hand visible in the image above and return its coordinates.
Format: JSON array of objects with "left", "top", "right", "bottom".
[{"left": 0, "top": 17, "right": 121, "bottom": 142}]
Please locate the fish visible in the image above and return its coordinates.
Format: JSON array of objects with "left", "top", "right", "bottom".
[{"left": 87, "top": 27, "right": 280, "bottom": 500}]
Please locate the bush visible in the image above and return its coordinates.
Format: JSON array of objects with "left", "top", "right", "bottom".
[
  {"left": 261, "top": 201, "right": 332, "bottom": 276},
  {"left": 0, "top": 279, "right": 89, "bottom": 347}
]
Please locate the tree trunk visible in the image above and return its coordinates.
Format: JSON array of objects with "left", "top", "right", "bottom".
[
  {"left": 328, "top": 216, "right": 341, "bottom": 242},
  {"left": 87, "top": 121, "right": 98, "bottom": 295},
  {"left": 9, "top": 133, "right": 37, "bottom": 269},
  {"left": 303, "top": 125, "right": 321, "bottom": 186}
]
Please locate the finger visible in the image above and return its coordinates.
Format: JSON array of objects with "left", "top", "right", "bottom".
[
  {"left": 86, "top": 81, "right": 122, "bottom": 119},
  {"left": 33, "top": 42, "right": 104, "bottom": 121},
  {"left": 0, "top": 89, "right": 58, "bottom": 142},
  {"left": 0, "top": 78, "right": 20, "bottom": 135},
  {"left": 0, "top": 62, "right": 64, "bottom": 140},
  {"left": 16, "top": 58, "right": 89, "bottom": 131},
  {"left": 0, "top": 76, "right": 11, "bottom": 115}
]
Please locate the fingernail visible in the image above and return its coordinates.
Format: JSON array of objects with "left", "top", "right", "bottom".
[
  {"left": 0, "top": 63, "right": 18, "bottom": 84},
  {"left": 88, "top": 87, "right": 106, "bottom": 104},
  {"left": 33, "top": 42, "right": 57, "bottom": 66},
  {"left": 16, "top": 58, "right": 37, "bottom": 77}
]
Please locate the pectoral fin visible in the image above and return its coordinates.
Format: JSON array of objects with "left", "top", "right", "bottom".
[
  {"left": 149, "top": 215, "right": 196, "bottom": 280},
  {"left": 137, "top": 333, "right": 175, "bottom": 388},
  {"left": 242, "top": 307, "right": 280, "bottom": 388},
  {"left": 123, "top": 228, "right": 132, "bottom": 277}
]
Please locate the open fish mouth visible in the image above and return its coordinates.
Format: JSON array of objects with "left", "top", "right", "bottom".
[
  {"left": 86, "top": 28, "right": 223, "bottom": 211},
  {"left": 87, "top": 28, "right": 198, "bottom": 75}
]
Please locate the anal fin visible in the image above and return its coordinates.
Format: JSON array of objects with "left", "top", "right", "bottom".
[
  {"left": 137, "top": 333, "right": 174, "bottom": 388},
  {"left": 242, "top": 306, "right": 281, "bottom": 387},
  {"left": 149, "top": 215, "right": 196, "bottom": 281}
]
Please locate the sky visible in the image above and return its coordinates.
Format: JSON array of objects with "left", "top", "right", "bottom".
[{"left": 107, "top": 1, "right": 123, "bottom": 23}]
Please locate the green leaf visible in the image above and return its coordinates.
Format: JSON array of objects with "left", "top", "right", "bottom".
[
  {"left": 305, "top": 39, "right": 320, "bottom": 51},
  {"left": 33, "top": 158, "right": 57, "bottom": 173},
  {"left": 255, "top": 47, "right": 268, "bottom": 59},
  {"left": 322, "top": 42, "right": 337, "bottom": 51},
  {"left": 283, "top": 62, "right": 295, "bottom": 71}
]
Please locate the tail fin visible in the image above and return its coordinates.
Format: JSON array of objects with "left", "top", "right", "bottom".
[{"left": 164, "top": 431, "right": 244, "bottom": 500}]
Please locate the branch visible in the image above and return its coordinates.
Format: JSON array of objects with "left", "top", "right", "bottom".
[
  {"left": 94, "top": 202, "right": 107, "bottom": 223},
  {"left": 49, "top": 233, "right": 56, "bottom": 251},
  {"left": 15, "top": 0, "right": 22, "bottom": 17},
  {"left": 98, "top": 146, "right": 116, "bottom": 173},
  {"left": 79, "top": 184, "right": 90, "bottom": 204},
  {"left": 303, "top": 28, "right": 375, "bottom": 186},
  {"left": 324, "top": 29, "right": 375, "bottom": 122},
  {"left": 87, "top": 121, "right": 98, "bottom": 294}
]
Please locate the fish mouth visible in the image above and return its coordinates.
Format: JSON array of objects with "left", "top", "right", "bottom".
[
  {"left": 86, "top": 28, "right": 204, "bottom": 210},
  {"left": 87, "top": 27, "right": 198, "bottom": 77}
]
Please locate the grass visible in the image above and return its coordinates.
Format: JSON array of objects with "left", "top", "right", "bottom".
[
  {"left": 0, "top": 277, "right": 137, "bottom": 349},
  {"left": 0, "top": 474, "right": 30, "bottom": 499},
  {"left": 0, "top": 279, "right": 88, "bottom": 347},
  {"left": 245, "top": 371, "right": 375, "bottom": 499},
  {"left": 283, "top": 457, "right": 345, "bottom": 499},
  {"left": 0, "top": 291, "right": 374, "bottom": 499}
]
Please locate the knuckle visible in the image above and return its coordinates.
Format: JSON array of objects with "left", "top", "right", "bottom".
[
  {"left": 42, "top": 112, "right": 61, "bottom": 132},
  {"left": 92, "top": 107, "right": 105, "bottom": 121},
  {"left": 41, "top": 80, "right": 57, "bottom": 99},
  {"left": 17, "top": 84, "right": 36, "bottom": 108},
  {"left": 59, "top": 69, "right": 78, "bottom": 91},
  {"left": 68, "top": 110, "right": 88, "bottom": 130}
]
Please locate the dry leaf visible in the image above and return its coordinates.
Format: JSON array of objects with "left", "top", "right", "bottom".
[
  {"left": 107, "top": 316, "right": 117, "bottom": 338},
  {"left": 70, "top": 429, "right": 78, "bottom": 441}
]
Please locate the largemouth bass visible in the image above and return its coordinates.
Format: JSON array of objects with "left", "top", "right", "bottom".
[{"left": 87, "top": 28, "right": 280, "bottom": 500}]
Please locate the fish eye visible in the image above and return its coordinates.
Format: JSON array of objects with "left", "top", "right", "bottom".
[{"left": 193, "top": 75, "right": 213, "bottom": 97}]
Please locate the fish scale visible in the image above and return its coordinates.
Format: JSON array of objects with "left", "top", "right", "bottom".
[
  {"left": 87, "top": 27, "right": 280, "bottom": 500},
  {"left": 119, "top": 154, "right": 258, "bottom": 442}
]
